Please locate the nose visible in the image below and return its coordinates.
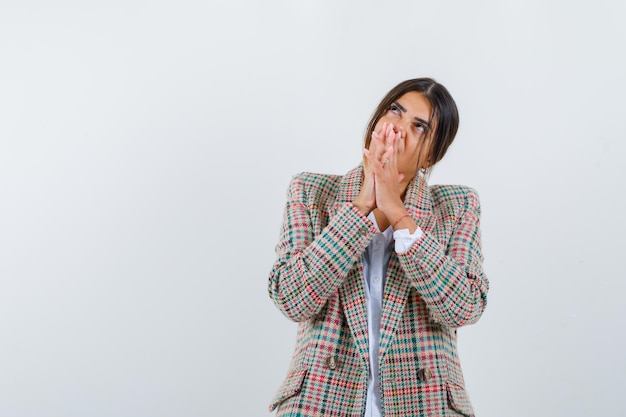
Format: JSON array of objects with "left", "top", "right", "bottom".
[{"left": 393, "top": 122, "right": 408, "bottom": 139}]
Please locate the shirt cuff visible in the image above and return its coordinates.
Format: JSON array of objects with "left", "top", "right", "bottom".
[{"left": 393, "top": 227, "right": 424, "bottom": 253}]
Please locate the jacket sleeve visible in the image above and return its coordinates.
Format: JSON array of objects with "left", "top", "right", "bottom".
[
  {"left": 398, "top": 188, "right": 489, "bottom": 328},
  {"left": 268, "top": 174, "right": 376, "bottom": 322}
]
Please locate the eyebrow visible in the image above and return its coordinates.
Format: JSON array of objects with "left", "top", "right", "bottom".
[{"left": 393, "top": 101, "right": 432, "bottom": 128}]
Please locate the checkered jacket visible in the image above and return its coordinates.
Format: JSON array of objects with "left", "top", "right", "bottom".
[{"left": 268, "top": 166, "right": 488, "bottom": 416}]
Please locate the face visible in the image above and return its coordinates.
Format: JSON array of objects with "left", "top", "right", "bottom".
[{"left": 373, "top": 91, "right": 434, "bottom": 180}]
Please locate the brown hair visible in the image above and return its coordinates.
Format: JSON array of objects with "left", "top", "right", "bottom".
[{"left": 364, "top": 78, "right": 459, "bottom": 171}]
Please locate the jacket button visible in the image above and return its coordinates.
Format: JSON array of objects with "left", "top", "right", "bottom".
[
  {"left": 417, "top": 367, "right": 433, "bottom": 381},
  {"left": 325, "top": 356, "right": 339, "bottom": 370},
  {"left": 416, "top": 250, "right": 425, "bottom": 259}
]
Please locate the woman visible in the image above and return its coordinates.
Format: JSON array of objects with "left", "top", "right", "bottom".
[{"left": 268, "top": 78, "right": 488, "bottom": 417}]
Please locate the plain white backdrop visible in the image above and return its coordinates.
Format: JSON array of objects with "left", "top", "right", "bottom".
[{"left": 1, "top": 1, "right": 625, "bottom": 416}]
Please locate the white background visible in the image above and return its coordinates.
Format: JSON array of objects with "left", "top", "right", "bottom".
[{"left": 1, "top": 1, "right": 625, "bottom": 416}]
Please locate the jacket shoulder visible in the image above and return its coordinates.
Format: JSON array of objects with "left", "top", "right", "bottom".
[
  {"left": 286, "top": 172, "right": 342, "bottom": 206},
  {"left": 430, "top": 184, "right": 481, "bottom": 215}
]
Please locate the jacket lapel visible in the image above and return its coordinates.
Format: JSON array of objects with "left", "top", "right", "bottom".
[
  {"left": 333, "top": 166, "right": 371, "bottom": 365},
  {"left": 403, "top": 173, "right": 436, "bottom": 236},
  {"left": 339, "top": 263, "right": 370, "bottom": 365},
  {"left": 379, "top": 174, "right": 436, "bottom": 360},
  {"left": 330, "top": 165, "right": 363, "bottom": 218}
]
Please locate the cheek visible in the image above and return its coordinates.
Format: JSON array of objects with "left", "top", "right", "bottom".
[
  {"left": 403, "top": 137, "right": 421, "bottom": 156},
  {"left": 374, "top": 118, "right": 387, "bottom": 131},
  {"left": 399, "top": 139, "right": 428, "bottom": 170},
  {"left": 398, "top": 149, "right": 419, "bottom": 171}
]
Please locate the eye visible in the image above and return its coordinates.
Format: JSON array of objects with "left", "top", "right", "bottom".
[
  {"left": 388, "top": 104, "right": 400, "bottom": 115},
  {"left": 414, "top": 123, "right": 426, "bottom": 133}
]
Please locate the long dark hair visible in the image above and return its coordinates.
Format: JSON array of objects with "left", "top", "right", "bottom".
[{"left": 364, "top": 78, "right": 459, "bottom": 170}]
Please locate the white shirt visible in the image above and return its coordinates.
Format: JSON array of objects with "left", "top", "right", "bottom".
[{"left": 363, "top": 213, "right": 423, "bottom": 417}]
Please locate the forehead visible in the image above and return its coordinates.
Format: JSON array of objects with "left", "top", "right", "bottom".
[{"left": 395, "top": 91, "right": 432, "bottom": 122}]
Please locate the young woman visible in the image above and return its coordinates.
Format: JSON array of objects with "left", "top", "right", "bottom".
[{"left": 268, "top": 78, "right": 488, "bottom": 417}]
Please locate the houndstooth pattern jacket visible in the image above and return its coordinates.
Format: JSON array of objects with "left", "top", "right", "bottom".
[{"left": 268, "top": 165, "right": 488, "bottom": 417}]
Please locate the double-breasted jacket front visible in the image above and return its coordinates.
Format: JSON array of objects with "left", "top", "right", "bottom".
[{"left": 268, "top": 166, "right": 488, "bottom": 416}]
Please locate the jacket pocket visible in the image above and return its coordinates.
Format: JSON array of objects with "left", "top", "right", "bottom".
[
  {"left": 446, "top": 382, "right": 475, "bottom": 417},
  {"left": 269, "top": 367, "right": 308, "bottom": 412}
]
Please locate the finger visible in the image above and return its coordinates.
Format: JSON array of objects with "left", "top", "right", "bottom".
[
  {"left": 391, "top": 131, "right": 403, "bottom": 167},
  {"left": 374, "top": 122, "right": 387, "bottom": 142},
  {"left": 396, "top": 130, "right": 405, "bottom": 155},
  {"left": 362, "top": 150, "right": 376, "bottom": 182},
  {"left": 369, "top": 122, "right": 384, "bottom": 149},
  {"left": 380, "top": 121, "right": 387, "bottom": 135},
  {"left": 388, "top": 135, "right": 398, "bottom": 168},
  {"left": 373, "top": 123, "right": 387, "bottom": 152},
  {"left": 371, "top": 132, "right": 386, "bottom": 161},
  {"left": 383, "top": 131, "right": 397, "bottom": 161},
  {"left": 368, "top": 146, "right": 388, "bottom": 174},
  {"left": 363, "top": 148, "right": 379, "bottom": 170},
  {"left": 380, "top": 143, "right": 395, "bottom": 171},
  {"left": 384, "top": 127, "right": 397, "bottom": 158},
  {"left": 385, "top": 123, "right": 393, "bottom": 135},
  {"left": 386, "top": 123, "right": 395, "bottom": 146}
]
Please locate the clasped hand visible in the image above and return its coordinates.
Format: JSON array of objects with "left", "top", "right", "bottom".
[{"left": 353, "top": 122, "right": 407, "bottom": 220}]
